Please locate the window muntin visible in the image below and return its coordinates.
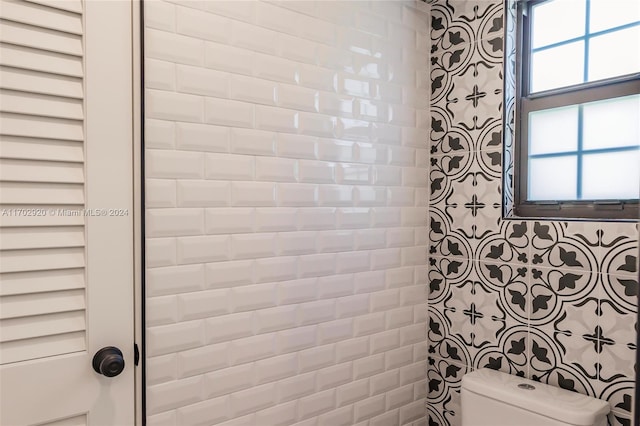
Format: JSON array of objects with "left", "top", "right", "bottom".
[
  {"left": 527, "top": 0, "right": 640, "bottom": 94},
  {"left": 528, "top": 105, "right": 578, "bottom": 155},
  {"left": 582, "top": 95, "right": 639, "bottom": 150},
  {"left": 530, "top": 0, "right": 586, "bottom": 49},
  {"left": 530, "top": 42, "right": 584, "bottom": 93},
  {"left": 590, "top": 0, "right": 640, "bottom": 32},
  {"left": 512, "top": 0, "right": 640, "bottom": 219},
  {"left": 527, "top": 95, "right": 640, "bottom": 201}
]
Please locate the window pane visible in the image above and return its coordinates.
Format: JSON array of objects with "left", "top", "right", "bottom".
[
  {"left": 531, "top": 42, "right": 584, "bottom": 92},
  {"left": 529, "top": 156, "right": 578, "bottom": 200},
  {"left": 529, "top": 106, "right": 579, "bottom": 155},
  {"left": 583, "top": 95, "right": 640, "bottom": 150},
  {"left": 531, "top": 0, "right": 586, "bottom": 48},
  {"left": 588, "top": 26, "right": 640, "bottom": 81},
  {"left": 590, "top": 0, "right": 640, "bottom": 33},
  {"left": 582, "top": 151, "right": 640, "bottom": 199}
]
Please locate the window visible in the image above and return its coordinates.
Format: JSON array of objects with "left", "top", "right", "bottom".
[{"left": 510, "top": 0, "right": 640, "bottom": 219}]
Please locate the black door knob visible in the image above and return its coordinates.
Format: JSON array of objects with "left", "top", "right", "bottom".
[{"left": 92, "top": 346, "right": 125, "bottom": 377}]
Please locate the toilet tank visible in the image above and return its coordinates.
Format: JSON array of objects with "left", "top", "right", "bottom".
[{"left": 461, "top": 369, "right": 610, "bottom": 426}]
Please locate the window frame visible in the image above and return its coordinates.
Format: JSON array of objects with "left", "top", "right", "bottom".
[{"left": 512, "top": 0, "right": 640, "bottom": 220}]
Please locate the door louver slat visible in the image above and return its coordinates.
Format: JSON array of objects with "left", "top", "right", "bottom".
[
  {"left": 0, "top": 269, "right": 85, "bottom": 296},
  {"left": 0, "top": 136, "right": 84, "bottom": 162},
  {"left": 0, "top": 226, "right": 85, "bottom": 250},
  {"left": 0, "top": 310, "right": 86, "bottom": 342},
  {"left": 0, "top": 44, "right": 83, "bottom": 77},
  {"left": 0, "top": 113, "right": 83, "bottom": 140},
  {"left": 0, "top": 159, "right": 84, "bottom": 183},
  {"left": 0, "top": 0, "right": 82, "bottom": 34},
  {"left": 0, "top": 182, "right": 85, "bottom": 205},
  {"left": 0, "top": 331, "right": 85, "bottom": 365},
  {"left": 24, "top": 0, "right": 82, "bottom": 14},
  {"left": 0, "top": 248, "right": 85, "bottom": 274},
  {"left": 0, "top": 90, "right": 84, "bottom": 120},
  {"left": 0, "top": 205, "right": 84, "bottom": 226},
  {"left": 0, "top": 20, "right": 83, "bottom": 56},
  {"left": 40, "top": 414, "right": 87, "bottom": 426},
  {"left": 0, "top": 0, "right": 87, "bottom": 365},
  {"left": 0, "top": 67, "right": 83, "bottom": 99},
  {"left": 0, "top": 289, "right": 85, "bottom": 320}
]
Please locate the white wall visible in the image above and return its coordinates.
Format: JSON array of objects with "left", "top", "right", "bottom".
[{"left": 144, "top": 1, "right": 430, "bottom": 424}]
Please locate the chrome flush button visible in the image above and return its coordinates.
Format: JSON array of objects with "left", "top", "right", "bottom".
[{"left": 518, "top": 383, "right": 536, "bottom": 390}]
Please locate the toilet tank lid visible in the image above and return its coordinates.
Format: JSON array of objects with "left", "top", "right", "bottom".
[{"left": 462, "top": 369, "right": 610, "bottom": 426}]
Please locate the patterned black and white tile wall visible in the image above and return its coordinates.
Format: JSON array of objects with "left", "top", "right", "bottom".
[{"left": 428, "top": 1, "right": 639, "bottom": 425}]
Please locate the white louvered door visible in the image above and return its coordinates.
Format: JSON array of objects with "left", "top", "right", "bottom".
[{"left": 0, "top": 0, "right": 135, "bottom": 425}]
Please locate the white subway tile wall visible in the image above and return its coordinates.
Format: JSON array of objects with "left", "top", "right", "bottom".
[{"left": 145, "top": 1, "right": 430, "bottom": 425}]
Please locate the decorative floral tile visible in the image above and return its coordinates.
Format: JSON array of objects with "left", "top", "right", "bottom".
[
  {"left": 532, "top": 265, "right": 599, "bottom": 304},
  {"left": 472, "top": 291, "right": 509, "bottom": 355},
  {"left": 600, "top": 222, "right": 639, "bottom": 279},
  {"left": 528, "top": 328, "right": 599, "bottom": 396},
  {"left": 599, "top": 296, "right": 637, "bottom": 347},
  {"left": 446, "top": 169, "right": 477, "bottom": 207},
  {"left": 530, "top": 221, "right": 600, "bottom": 273},
  {"left": 472, "top": 165, "right": 501, "bottom": 238},
  {"left": 474, "top": 202, "right": 501, "bottom": 247},
  {"left": 431, "top": 0, "right": 504, "bottom": 46},
  {"left": 427, "top": 404, "right": 449, "bottom": 426},
  {"left": 475, "top": 260, "right": 529, "bottom": 325},
  {"left": 528, "top": 266, "right": 599, "bottom": 333},
  {"left": 599, "top": 344, "right": 636, "bottom": 386},
  {"left": 528, "top": 339, "right": 568, "bottom": 382},
  {"left": 565, "top": 221, "right": 602, "bottom": 255},
  {"left": 430, "top": 34, "right": 475, "bottom": 106},
  {"left": 501, "top": 0, "right": 517, "bottom": 219},
  {"left": 470, "top": 39, "right": 503, "bottom": 122},
  {"left": 607, "top": 412, "right": 633, "bottom": 426},
  {"left": 443, "top": 305, "right": 476, "bottom": 363},
  {"left": 472, "top": 152, "right": 501, "bottom": 196},
  {"left": 527, "top": 273, "right": 560, "bottom": 325},
  {"left": 473, "top": 324, "right": 528, "bottom": 376},
  {"left": 476, "top": 13, "right": 503, "bottom": 58},
  {"left": 476, "top": 125, "right": 503, "bottom": 157},
  {"left": 475, "top": 220, "right": 530, "bottom": 264},
  {"left": 442, "top": 86, "right": 488, "bottom": 134},
  {"left": 429, "top": 153, "right": 474, "bottom": 205},
  {"left": 600, "top": 273, "right": 638, "bottom": 317},
  {"left": 475, "top": 134, "right": 502, "bottom": 176},
  {"left": 429, "top": 259, "right": 452, "bottom": 306},
  {"left": 430, "top": 106, "right": 449, "bottom": 154},
  {"left": 430, "top": 1, "right": 476, "bottom": 49},
  {"left": 553, "top": 331, "right": 600, "bottom": 381},
  {"left": 450, "top": 268, "right": 495, "bottom": 358},
  {"left": 428, "top": 356, "right": 468, "bottom": 426},
  {"left": 428, "top": 256, "right": 473, "bottom": 306},
  {"left": 428, "top": 1, "right": 638, "bottom": 425},
  {"left": 430, "top": 146, "right": 504, "bottom": 252},
  {"left": 533, "top": 364, "right": 598, "bottom": 397},
  {"left": 428, "top": 304, "right": 474, "bottom": 368},
  {"left": 547, "top": 295, "right": 600, "bottom": 341},
  {"left": 429, "top": 206, "right": 474, "bottom": 259},
  {"left": 430, "top": 106, "right": 477, "bottom": 156},
  {"left": 431, "top": 27, "right": 504, "bottom": 160},
  {"left": 447, "top": 204, "right": 477, "bottom": 242},
  {"left": 432, "top": 83, "right": 502, "bottom": 159},
  {"left": 431, "top": 122, "right": 474, "bottom": 156},
  {"left": 597, "top": 378, "right": 635, "bottom": 422},
  {"left": 501, "top": 140, "right": 515, "bottom": 217}
]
